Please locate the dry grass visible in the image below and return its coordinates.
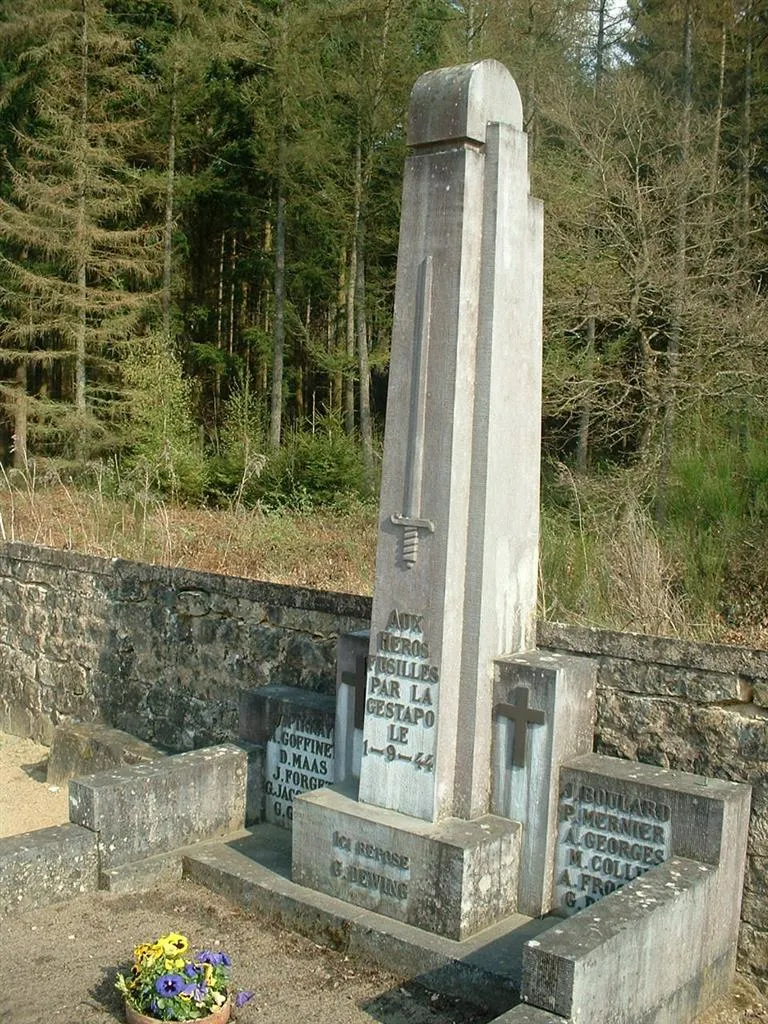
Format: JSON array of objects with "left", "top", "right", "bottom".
[
  {"left": 0, "top": 476, "right": 377, "bottom": 594},
  {"left": 0, "top": 470, "right": 765, "bottom": 648}
]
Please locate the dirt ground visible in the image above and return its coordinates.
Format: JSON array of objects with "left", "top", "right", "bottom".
[{"left": 1, "top": 732, "right": 766, "bottom": 1024}]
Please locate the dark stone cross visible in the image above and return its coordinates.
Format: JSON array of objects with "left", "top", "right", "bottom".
[
  {"left": 495, "top": 687, "right": 546, "bottom": 768},
  {"left": 341, "top": 655, "right": 368, "bottom": 729}
]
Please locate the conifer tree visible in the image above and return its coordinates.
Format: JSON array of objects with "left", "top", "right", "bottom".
[{"left": 0, "top": 0, "right": 160, "bottom": 464}]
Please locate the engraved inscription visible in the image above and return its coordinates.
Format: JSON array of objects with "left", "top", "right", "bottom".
[
  {"left": 265, "top": 717, "right": 334, "bottom": 828},
  {"left": 555, "top": 781, "right": 671, "bottom": 914},
  {"left": 362, "top": 608, "right": 439, "bottom": 772},
  {"left": 330, "top": 830, "right": 410, "bottom": 901}
]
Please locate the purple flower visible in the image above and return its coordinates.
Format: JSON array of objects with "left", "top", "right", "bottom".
[
  {"left": 235, "top": 991, "right": 254, "bottom": 1008},
  {"left": 156, "top": 973, "right": 186, "bottom": 996},
  {"left": 181, "top": 983, "right": 208, "bottom": 1001},
  {"left": 219, "top": 952, "right": 232, "bottom": 967},
  {"left": 183, "top": 963, "right": 198, "bottom": 978},
  {"left": 195, "top": 950, "right": 222, "bottom": 966}
]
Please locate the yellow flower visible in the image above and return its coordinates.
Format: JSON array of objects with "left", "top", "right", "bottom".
[
  {"left": 164, "top": 956, "right": 186, "bottom": 972},
  {"left": 133, "top": 944, "right": 158, "bottom": 963},
  {"left": 157, "top": 932, "right": 190, "bottom": 956}
]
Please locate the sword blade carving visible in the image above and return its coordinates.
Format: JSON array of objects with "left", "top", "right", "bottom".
[{"left": 391, "top": 255, "right": 434, "bottom": 567}]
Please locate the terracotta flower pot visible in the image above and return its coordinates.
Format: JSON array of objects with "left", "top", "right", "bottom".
[{"left": 124, "top": 999, "right": 231, "bottom": 1024}]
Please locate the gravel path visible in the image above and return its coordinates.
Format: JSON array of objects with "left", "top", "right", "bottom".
[{"left": 0, "top": 732, "right": 766, "bottom": 1024}]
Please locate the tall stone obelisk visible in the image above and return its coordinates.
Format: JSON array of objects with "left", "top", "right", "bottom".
[
  {"left": 293, "top": 60, "right": 543, "bottom": 940},
  {"left": 358, "top": 60, "right": 543, "bottom": 823}
]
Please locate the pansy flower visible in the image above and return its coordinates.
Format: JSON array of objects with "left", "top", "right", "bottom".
[
  {"left": 155, "top": 973, "right": 186, "bottom": 996},
  {"left": 158, "top": 932, "right": 190, "bottom": 956},
  {"left": 195, "top": 950, "right": 222, "bottom": 966}
]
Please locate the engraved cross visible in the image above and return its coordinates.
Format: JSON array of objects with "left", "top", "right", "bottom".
[
  {"left": 495, "top": 688, "right": 546, "bottom": 768},
  {"left": 340, "top": 656, "right": 368, "bottom": 730}
]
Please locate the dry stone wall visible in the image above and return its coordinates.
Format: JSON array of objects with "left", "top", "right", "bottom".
[
  {"left": 0, "top": 543, "right": 369, "bottom": 750},
  {"left": 0, "top": 542, "right": 765, "bottom": 989}
]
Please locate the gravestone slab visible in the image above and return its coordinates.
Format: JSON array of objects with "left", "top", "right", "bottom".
[
  {"left": 240, "top": 684, "right": 335, "bottom": 827},
  {"left": 0, "top": 823, "right": 97, "bottom": 915},
  {"left": 47, "top": 721, "right": 165, "bottom": 785},
  {"left": 554, "top": 753, "right": 746, "bottom": 915},
  {"left": 69, "top": 744, "right": 247, "bottom": 868}
]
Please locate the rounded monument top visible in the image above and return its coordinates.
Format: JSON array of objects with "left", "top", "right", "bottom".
[{"left": 407, "top": 60, "right": 523, "bottom": 147}]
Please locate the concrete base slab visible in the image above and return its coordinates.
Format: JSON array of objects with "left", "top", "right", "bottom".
[
  {"left": 495, "top": 1008, "right": 567, "bottom": 1023},
  {"left": 100, "top": 849, "right": 184, "bottom": 893},
  {"left": 182, "top": 823, "right": 557, "bottom": 1016},
  {"left": 292, "top": 784, "right": 521, "bottom": 939}
]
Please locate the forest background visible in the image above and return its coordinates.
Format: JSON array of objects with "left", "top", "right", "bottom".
[{"left": 0, "top": 0, "right": 766, "bottom": 644}]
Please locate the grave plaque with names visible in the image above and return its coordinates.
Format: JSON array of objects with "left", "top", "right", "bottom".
[
  {"left": 555, "top": 779, "right": 672, "bottom": 913},
  {"left": 264, "top": 714, "right": 334, "bottom": 827}
]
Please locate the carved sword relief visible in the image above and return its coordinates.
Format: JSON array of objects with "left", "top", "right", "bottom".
[{"left": 391, "top": 255, "right": 434, "bottom": 568}]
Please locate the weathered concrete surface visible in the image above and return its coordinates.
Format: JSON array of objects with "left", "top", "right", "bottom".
[
  {"left": 292, "top": 783, "right": 521, "bottom": 940},
  {"left": 492, "top": 652, "right": 595, "bottom": 917},
  {"left": 494, "top": 1008, "right": 566, "bottom": 1023},
  {"left": 69, "top": 744, "right": 247, "bottom": 873},
  {"left": 47, "top": 721, "right": 165, "bottom": 785},
  {"left": 183, "top": 823, "right": 555, "bottom": 1015},
  {"left": 0, "top": 823, "right": 97, "bottom": 914},
  {"left": 522, "top": 859, "right": 732, "bottom": 1024}
]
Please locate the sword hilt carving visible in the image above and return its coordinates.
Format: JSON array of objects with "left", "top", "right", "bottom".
[{"left": 391, "top": 514, "right": 434, "bottom": 568}]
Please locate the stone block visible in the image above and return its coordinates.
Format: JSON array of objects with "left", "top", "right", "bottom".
[
  {"left": 47, "top": 721, "right": 165, "bottom": 785},
  {"left": 0, "top": 824, "right": 98, "bottom": 915},
  {"left": 292, "top": 784, "right": 520, "bottom": 940},
  {"left": 598, "top": 656, "right": 744, "bottom": 703},
  {"left": 492, "top": 652, "right": 595, "bottom": 916},
  {"left": 69, "top": 744, "right": 246, "bottom": 868},
  {"left": 239, "top": 684, "right": 335, "bottom": 828},
  {"left": 523, "top": 858, "right": 734, "bottom": 1024}
]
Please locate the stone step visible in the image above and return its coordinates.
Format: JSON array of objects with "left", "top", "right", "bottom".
[{"left": 182, "top": 823, "right": 557, "bottom": 1017}]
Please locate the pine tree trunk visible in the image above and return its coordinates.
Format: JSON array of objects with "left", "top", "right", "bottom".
[
  {"left": 75, "top": 0, "right": 89, "bottom": 418},
  {"left": 13, "top": 362, "right": 27, "bottom": 470},
  {"left": 229, "top": 234, "right": 237, "bottom": 355},
  {"left": 344, "top": 230, "right": 357, "bottom": 436},
  {"left": 270, "top": 122, "right": 287, "bottom": 449},
  {"left": 575, "top": 0, "right": 606, "bottom": 473},
  {"left": 332, "top": 253, "right": 345, "bottom": 419},
  {"left": 656, "top": 0, "right": 692, "bottom": 524},
  {"left": 356, "top": 218, "right": 373, "bottom": 490},
  {"left": 162, "top": 64, "right": 178, "bottom": 338},
  {"left": 740, "top": 0, "right": 753, "bottom": 250}
]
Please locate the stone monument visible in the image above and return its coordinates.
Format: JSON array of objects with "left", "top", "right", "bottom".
[
  {"left": 232, "top": 59, "right": 751, "bottom": 1023},
  {"left": 292, "top": 59, "right": 597, "bottom": 940}
]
